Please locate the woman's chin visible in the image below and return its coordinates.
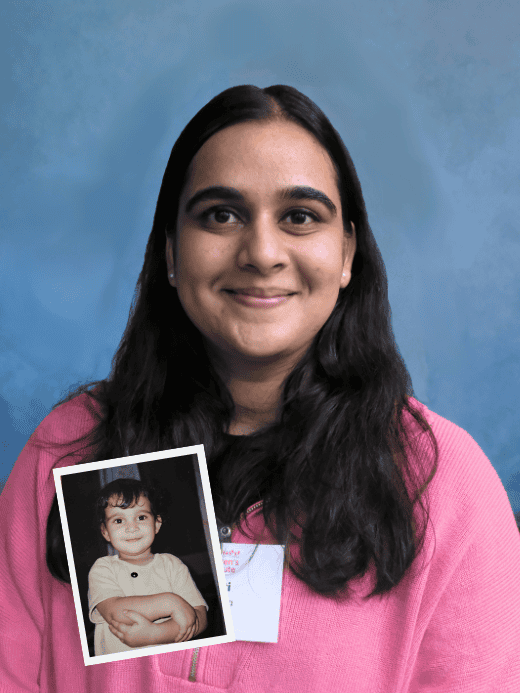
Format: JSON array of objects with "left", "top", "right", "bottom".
[
  {"left": 204, "top": 328, "right": 312, "bottom": 365},
  {"left": 218, "top": 342, "right": 300, "bottom": 366}
]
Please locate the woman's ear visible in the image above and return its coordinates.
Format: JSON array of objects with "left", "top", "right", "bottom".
[
  {"left": 340, "top": 222, "right": 357, "bottom": 289},
  {"left": 165, "top": 237, "right": 176, "bottom": 287}
]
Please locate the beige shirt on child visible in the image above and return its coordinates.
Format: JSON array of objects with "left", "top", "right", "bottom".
[{"left": 88, "top": 553, "right": 208, "bottom": 655}]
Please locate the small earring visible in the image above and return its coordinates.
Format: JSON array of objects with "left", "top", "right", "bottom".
[{"left": 169, "top": 273, "right": 174, "bottom": 279}]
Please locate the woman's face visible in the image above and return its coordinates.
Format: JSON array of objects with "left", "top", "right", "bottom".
[{"left": 167, "top": 119, "right": 356, "bottom": 371}]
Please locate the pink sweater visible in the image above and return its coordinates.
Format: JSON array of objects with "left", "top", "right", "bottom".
[{"left": 1, "top": 395, "right": 520, "bottom": 692}]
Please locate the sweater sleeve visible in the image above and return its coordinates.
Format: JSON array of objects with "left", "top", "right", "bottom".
[
  {"left": 0, "top": 396, "right": 96, "bottom": 692},
  {"left": 407, "top": 423, "right": 520, "bottom": 692}
]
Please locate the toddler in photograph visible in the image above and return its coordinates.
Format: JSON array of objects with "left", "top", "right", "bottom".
[{"left": 88, "top": 478, "right": 208, "bottom": 656}]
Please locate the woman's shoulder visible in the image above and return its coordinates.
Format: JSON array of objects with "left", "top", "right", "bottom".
[
  {"left": 406, "top": 398, "right": 513, "bottom": 536},
  {"left": 30, "top": 392, "right": 101, "bottom": 447},
  {"left": 406, "top": 397, "right": 488, "bottom": 462},
  {"left": 4, "top": 392, "right": 101, "bottom": 494}
]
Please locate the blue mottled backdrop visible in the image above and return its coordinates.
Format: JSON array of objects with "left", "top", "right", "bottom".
[{"left": 2, "top": 0, "right": 519, "bottom": 513}]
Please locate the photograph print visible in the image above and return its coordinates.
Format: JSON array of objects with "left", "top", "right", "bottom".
[{"left": 53, "top": 445, "right": 235, "bottom": 665}]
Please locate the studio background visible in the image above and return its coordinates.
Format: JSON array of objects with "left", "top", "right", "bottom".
[{"left": 2, "top": 1, "right": 519, "bottom": 515}]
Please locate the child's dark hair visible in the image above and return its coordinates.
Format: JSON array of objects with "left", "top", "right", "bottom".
[{"left": 96, "top": 478, "right": 163, "bottom": 528}]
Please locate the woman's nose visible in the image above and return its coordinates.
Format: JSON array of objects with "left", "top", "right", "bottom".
[{"left": 237, "top": 214, "right": 290, "bottom": 273}]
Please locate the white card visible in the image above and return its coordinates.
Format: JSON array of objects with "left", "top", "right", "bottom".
[{"left": 222, "top": 543, "right": 285, "bottom": 643}]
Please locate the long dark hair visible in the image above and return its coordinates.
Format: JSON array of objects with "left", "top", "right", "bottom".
[{"left": 46, "top": 84, "right": 438, "bottom": 599}]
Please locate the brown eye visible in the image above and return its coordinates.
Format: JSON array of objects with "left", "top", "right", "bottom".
[
  {"left": 201, "top": 207, "right": 240, "bottom": 225},
  {"left": 285, "top": 210, "right": 318, "bottom": 225},
  {"left": 214, "top": 210, "right": 233, "bottom": 223}
]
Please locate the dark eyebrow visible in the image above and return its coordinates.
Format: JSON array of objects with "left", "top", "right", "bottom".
[
  {"left": 185, "top": 186, "right": 245, "bottom": 213},
  {"left": 279, "top": 186, "right": 337, "bottom": 216},
  {"left": 184, "top": 185, "right": 337, "bottom": 217}
]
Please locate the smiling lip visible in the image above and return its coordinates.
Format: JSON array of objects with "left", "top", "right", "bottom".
[
  {"left": 224, "top": 288, "right": 296, "bottom": 308},
  {"left": 225, "top": 288, "right": 297, "bottom": 297}
]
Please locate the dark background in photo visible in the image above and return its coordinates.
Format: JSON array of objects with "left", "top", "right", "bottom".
[{"left": 60, "top": 454, "right": 226, "bottom": 657}]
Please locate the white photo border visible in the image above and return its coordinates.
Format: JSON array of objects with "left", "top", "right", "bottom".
[{"left": 53, "top": 444, "right": 236, "bottom": 666}]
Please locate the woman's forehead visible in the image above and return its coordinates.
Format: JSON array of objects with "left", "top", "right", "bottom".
[{"left": 183, "top": 119, "right": 340, "bottom": 202}]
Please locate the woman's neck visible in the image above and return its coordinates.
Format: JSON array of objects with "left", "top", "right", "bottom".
[
  {"left": 206, "top": 342, "right": 304, "bottom": 435},
  {"left": 226, "top": 375, "right": 281, "bottom": 435}
]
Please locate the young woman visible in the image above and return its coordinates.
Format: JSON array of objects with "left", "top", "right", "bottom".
[{"left": 2, "top": 84, "right": 519, "bottom": 692}]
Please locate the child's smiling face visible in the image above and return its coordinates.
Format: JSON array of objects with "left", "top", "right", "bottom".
[{"left": 100, "top": 494, "right": 162, "bottom": 565}]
